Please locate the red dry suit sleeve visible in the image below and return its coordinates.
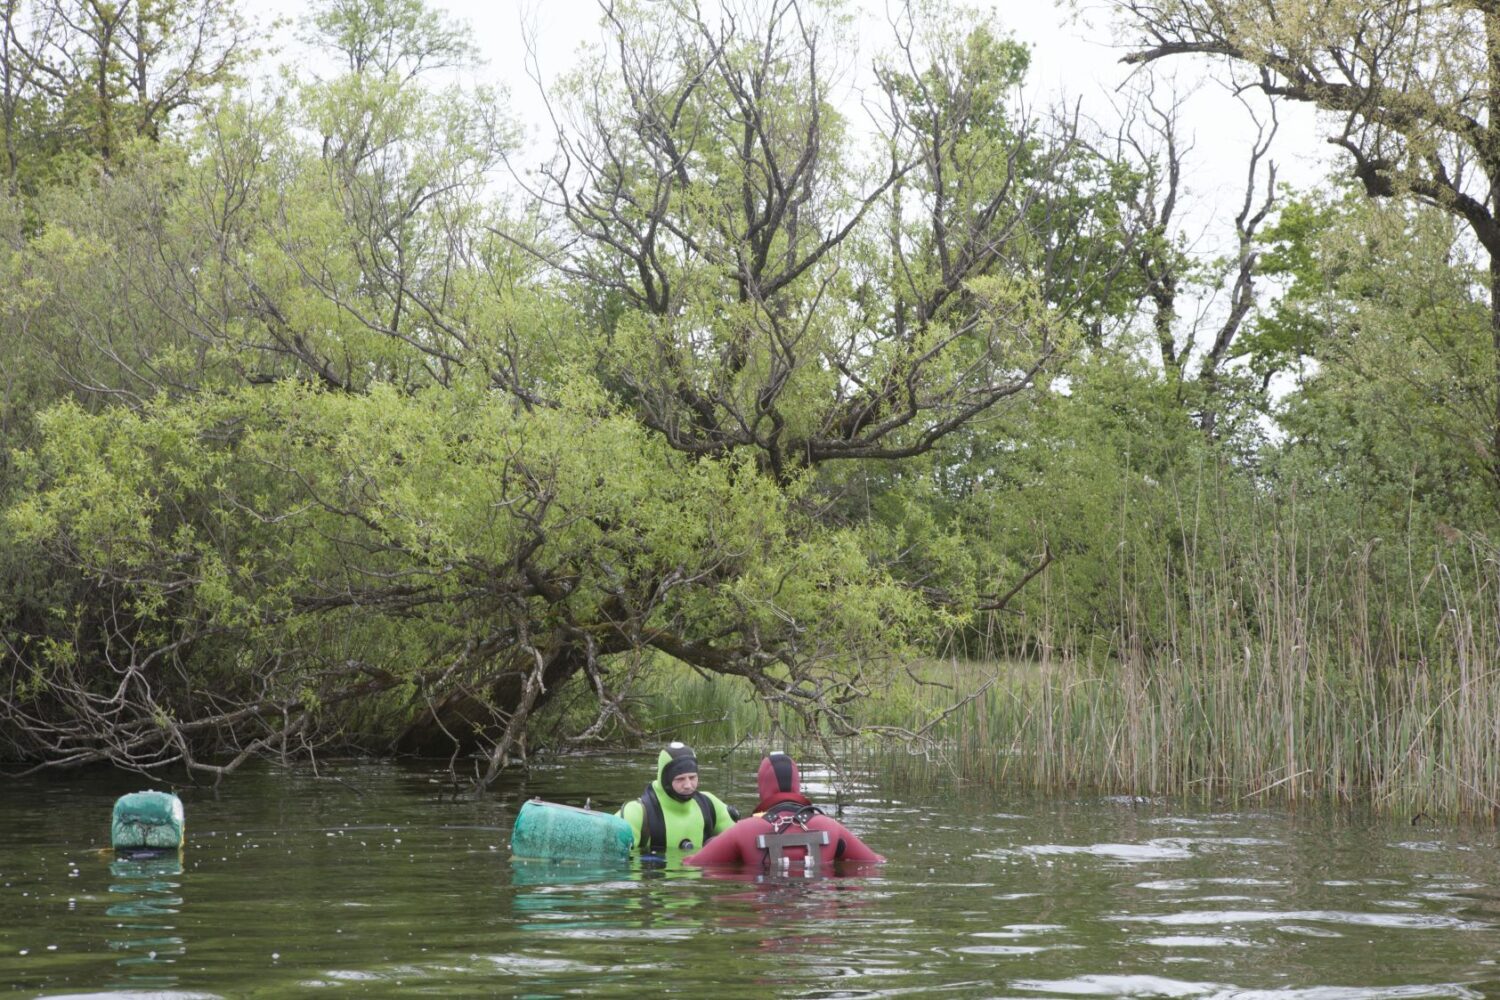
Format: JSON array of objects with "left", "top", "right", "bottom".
[
  {"left": 682, "top": 822, "right": 753, "bottom": 866},
  {"left": 827, "top": 820, "right": 885, "bottom": 863}
]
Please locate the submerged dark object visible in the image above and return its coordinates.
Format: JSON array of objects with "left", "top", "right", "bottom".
[{"left": 110, "top": 790, "right": 185, "bottom": 853}]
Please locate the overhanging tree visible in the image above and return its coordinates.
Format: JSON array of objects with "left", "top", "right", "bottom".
[{"left": 2, "top": 0, "right": 1127, "bottom": 783}]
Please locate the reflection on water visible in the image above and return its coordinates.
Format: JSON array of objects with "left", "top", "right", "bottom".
[
  {"left": 1009, "top": 975, "right": 1486, "bottom": 998},
  {"left": 106, "top": 854, "right": 185, "bottom": 990},
  {"left": 510, "top": 859, "right": 713, "bottom": 937},
  {"left": 698, "top": 867, "right": 880, "bottom": 948},
  {"left": 1115, "top": 907, "right": 1489, "bottom": 930}
]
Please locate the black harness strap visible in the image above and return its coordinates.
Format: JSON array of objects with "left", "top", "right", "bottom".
[
  {"left": 640, "top": 785, "right": 667, "bottom": 854},
  {"left": 754, "top": 801, "right": 829, "bottom": 868},
  {"left": 696, "top": 791, "right": 719, "bottom": 841},
  {"left": 762, "top": 801, "right": 822, "bottom": 828},
  {"left": 640, "top": 786, "right": 719, "bottom": 852}
]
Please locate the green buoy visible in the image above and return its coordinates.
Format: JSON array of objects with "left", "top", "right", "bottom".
[
  {"left": 510, "top": 799, "right": 632, "bottom": 863},
  {"left": 111, "top": 790, "right": 185, "bottom": 853}
]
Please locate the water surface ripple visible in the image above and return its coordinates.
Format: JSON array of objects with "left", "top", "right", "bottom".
[{"left": 2, "top": 757, "right": 1499, "bottom": 997}]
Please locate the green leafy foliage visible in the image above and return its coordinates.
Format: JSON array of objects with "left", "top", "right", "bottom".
[
  {"left": 4, "top": 0, "right": 1498, "bottom": 802},
  {"left": 1260, "top": 194, "right": 1494, "bottom": 526}
]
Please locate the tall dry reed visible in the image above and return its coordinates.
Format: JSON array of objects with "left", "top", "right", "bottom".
[
  {"left": 872, "top": 486, "right": 1500, "bottom": 817},
  {"left": 555, "top": 477, "right": 1500, "bottom": 817}
]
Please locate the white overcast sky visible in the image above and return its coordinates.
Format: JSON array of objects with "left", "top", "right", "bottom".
[
  {"left": 254, "top": 0, "right": 1337, "bottom": 253},
  {"left": 476, "top": 1, "right": 1331, "bottom": 191}
]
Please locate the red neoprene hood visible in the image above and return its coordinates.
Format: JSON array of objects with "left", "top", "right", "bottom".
[{"left": 756, "top": 752, "right": 810, "bottom": 812}]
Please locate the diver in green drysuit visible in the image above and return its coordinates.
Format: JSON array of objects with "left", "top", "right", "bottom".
[{"left": 617, "top": 742, "right": 738, "bottom": 855}]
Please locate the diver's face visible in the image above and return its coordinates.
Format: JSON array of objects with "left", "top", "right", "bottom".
[{"left": 671, "top": 772, "right": 699, "bottom": 796}]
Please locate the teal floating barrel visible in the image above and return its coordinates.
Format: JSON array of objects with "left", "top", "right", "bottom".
[
  {"left": 510, "top": 799, "right": 632, "bottom": 863},
  {"left": 111, "top": 790, "right": 185, "bottom": 852}
]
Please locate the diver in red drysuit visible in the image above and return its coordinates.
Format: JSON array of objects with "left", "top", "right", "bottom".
[{"left": 683, "top": 752, "right": 885, "bottom": 867}]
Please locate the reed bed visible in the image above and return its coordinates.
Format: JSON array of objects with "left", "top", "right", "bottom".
[
  {"left": 542, "top": 463, "right": 1500, "bottom": 818},
  {"left": 868, "top": 500, "right": 1500, "bottom": 817}
]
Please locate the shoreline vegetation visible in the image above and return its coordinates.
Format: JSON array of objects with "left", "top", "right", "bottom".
[
  {"left": 3, "top": 0, "right": 1500, "bottom": 818},
  {"left": 554, "top": 518, "right": 1500, "bottom": 820}
]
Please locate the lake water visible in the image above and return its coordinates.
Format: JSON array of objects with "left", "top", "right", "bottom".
[{"left": 3, "top": 753, "right": 1499, "bottom": 997}]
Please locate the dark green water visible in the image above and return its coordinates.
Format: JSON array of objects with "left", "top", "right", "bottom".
[{"left": 3, "top": 754, "right": 1500, "bottom": 997}]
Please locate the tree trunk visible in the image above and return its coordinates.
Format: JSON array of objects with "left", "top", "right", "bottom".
[
  {"left": 1490, "top": 9, "right": 1500, "bottom": 488},
  {"left": 1491, "top": 251, "right": 1500, "bottom": 486}
]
